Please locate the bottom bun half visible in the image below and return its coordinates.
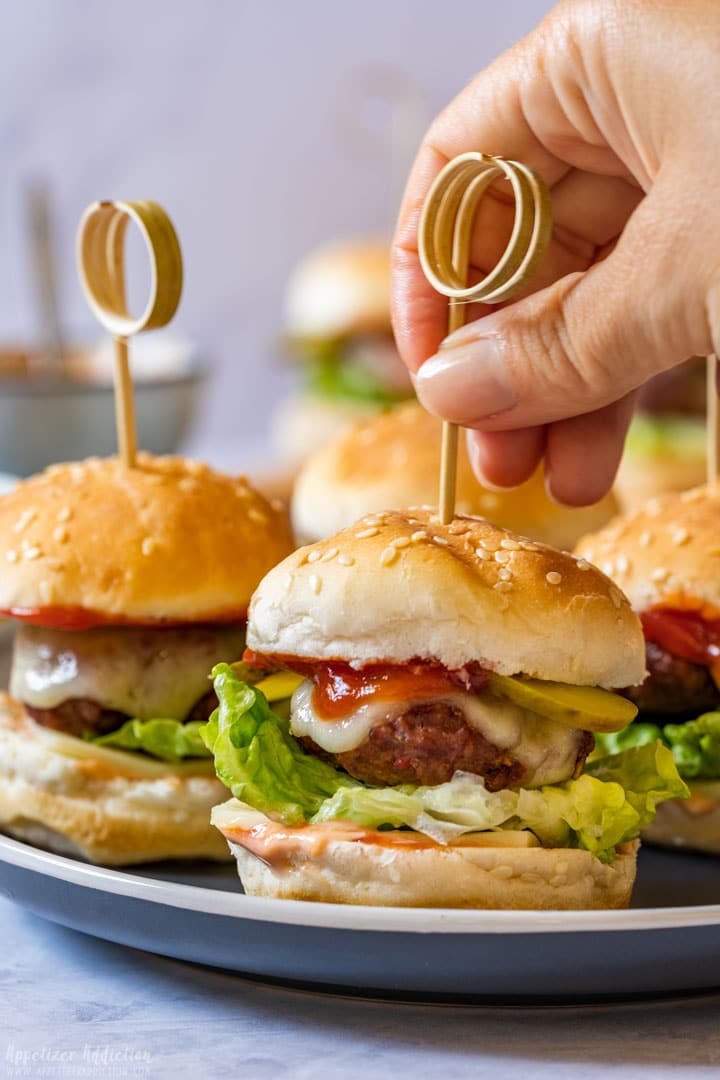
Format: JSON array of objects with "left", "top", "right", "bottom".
[
  {"left": 213, "top": 800, "right": 638, "bottom": 910},
  {"left": 0, "top": 695, "right": 230, "bottom": 865},
  {"left": 641, "top": 786, "right": 720, "bottom": 855}
]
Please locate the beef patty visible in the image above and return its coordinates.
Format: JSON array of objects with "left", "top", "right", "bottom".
[
  {"left": 302, "top": 700, "right": 593, "bottom": 789},
  {"left": 25, "top": 689, "right": 218, "bottom": 739},
  {"left": 623, "top": 642, "right": 719, "bottom": 717}
]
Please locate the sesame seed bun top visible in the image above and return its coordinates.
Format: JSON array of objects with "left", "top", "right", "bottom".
[
  {"left": 291, "top": 402, "right": 619, "bottom": 549},
  {"left": 284, "top": 239, "right": 391, "bottom": 341},
  {"left": 248, "top": 508, "right": 645, "bottom": 688},
  {"left": 575, "top": 485, "right": 720, "bottom": 614},
  {"left": 0, "top": 454, "right": 294, "bottom": 626}
]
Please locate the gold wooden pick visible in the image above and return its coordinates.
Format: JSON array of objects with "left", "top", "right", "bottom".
[
  {"left": 76, "top": 200, "right": 183, "bottom": 468},
  {"left": 707, "top": 354, "right": 719, "bottom": 487},
  {"left": 417, "top": 153, "right": 552, "bottom": 523}
]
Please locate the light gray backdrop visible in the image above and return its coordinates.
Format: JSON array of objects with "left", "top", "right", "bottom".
[{"left": 1, "top": 0, "right": 553, "bottom": 466}]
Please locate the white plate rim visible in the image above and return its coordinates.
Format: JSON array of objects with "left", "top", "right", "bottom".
[{"left": 3, "top": 834, "right": 720, "bottom": 936}]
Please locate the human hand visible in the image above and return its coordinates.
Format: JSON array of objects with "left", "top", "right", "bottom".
[{"left": 391, "top": 0, "right": 720, "bottom": 504}]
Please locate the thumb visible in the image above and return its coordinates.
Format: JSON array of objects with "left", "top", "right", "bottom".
[{"left": 413, "top": 185, "right": 715, "bottom": 432}]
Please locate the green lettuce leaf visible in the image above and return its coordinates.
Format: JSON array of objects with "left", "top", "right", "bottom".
[
  {"left": 201, "top": 663, "right": 358, "bottom": 824},
  {"left": 92, "top": 718, "right": 211, "bottom": 763},
  {"left": 594, "top": 714, "right": 720, "bottom": 780},
  {"left": 305, "top": 351, "right": 409, "bottom": 405},
  {"left": 203, "top": 665, "right": 688, "bottom": 860}
]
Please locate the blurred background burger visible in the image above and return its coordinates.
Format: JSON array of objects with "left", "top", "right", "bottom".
[
  {"left": 269, "top": 239, "right": 414, "bottom": 470},
  {"left": 292, "top": 400, "right": 619, "bottom": 549},
  {"left": 615, "top": 358, "right": 707, "bottom": 513}
]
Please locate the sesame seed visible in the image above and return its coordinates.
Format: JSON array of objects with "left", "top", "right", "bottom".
[
  {"left": 320, "top": 547, "right": 338, "bottom": 562},
  {"left": 610, "top": 587, "right": 624, "bottom": 608},
  {"left": 178, "top": 477, "right": 196, "bottom": 493},
  {"left": 546, "top": 571, "right": 562, "bottom": 585},
  {"left": 494, "top": 581, "right": 513, "bottom": 592},
  {"left": 433, "top": 536, "right": 449, "bottom": 546},
  {"left": 5, "top": 550, "right": 17, "bottom": 563},
  {"left": 519, "top": 540, "right": 539, "bottom": 552},
  {"left": 248, "top": 508, "right": 268, "bottom": 524},
  {"left": 494, "top": 550, "right": 510, "bottom": 564},
  {"left": 651, "top": 567, "right": 669, "bottom": 583},
  {"left": 392, "top": 536, "right": 410, "bottom": 549},
  {"left": 500, "top": 538, "right": 521, "bottom": 551},
  {"left": 380, "top": 546, "right": 398, "bottom": 567},
  {"left": 309, "top": 573, "right": 322, "bottom": 594},
  {"left": 13, "top": 510, "right": 37, "bottom": 533},
  {"left": 56, "top": 507, "right": 72, "bottom": 522},
  {"left": 672, "top": 528, "right": 691, "bottom": 546},
  {"left": 141, "top": 538, "right": 156, "bottom": 557},
  {"left": 355, "top": 527, "right": 379, "bottom": 539},
  {"left": 23, "top": 546, "right": 42, "bottom": 561},
  {"left": 338, "top": 554, "right": 354, "bottom": 566},
  {"left": 52, "top": 526, "right": 69, "bottom": 543},
  {"left": 307, "top": 550, "right": 322, "bottom": 563},
  {"left": 639, "top": 531, "right": 653, "bottom": 547},
  {"left": 576, "top": 558, "right": 591, "bottom": 571},
  {"left": 474, "top": 548, "right": 488, "bottom": 559},
  {"left": 498, "top": 568, "right": 512, "bottom": 581},
  {"left": 410, "top": 531, "right": 427, "bottom": 543}
]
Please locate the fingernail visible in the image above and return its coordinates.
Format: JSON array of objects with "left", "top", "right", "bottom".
[{"left": 414, "top": 336, "right": 517, "bottom": 422}]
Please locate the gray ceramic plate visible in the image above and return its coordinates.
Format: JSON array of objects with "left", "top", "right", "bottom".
[{"left": 1, "top": 834, "right": 720, "bottom": 1003}]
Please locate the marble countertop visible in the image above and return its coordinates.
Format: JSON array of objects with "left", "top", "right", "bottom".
[{"left": 1, "top": 894, "right": 719, "bottom": 1080}]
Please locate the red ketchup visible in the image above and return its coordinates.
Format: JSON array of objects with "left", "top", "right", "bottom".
[{"left": 243, "top": 649, "right": 487, "bottom": 719}]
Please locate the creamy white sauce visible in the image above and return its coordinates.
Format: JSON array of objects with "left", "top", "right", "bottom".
[
  {"left": 290, "top": 679, "right": 585, "bottom": 788},
  {"left": 11, "top": 624, "right": 245, "bottom": 719}
]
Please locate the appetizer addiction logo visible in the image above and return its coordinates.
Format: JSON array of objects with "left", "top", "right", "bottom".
[{"left": 4, "top": 1043, "right": 152, "bottom": 1077}]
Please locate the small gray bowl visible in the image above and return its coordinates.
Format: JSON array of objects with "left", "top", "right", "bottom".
[{"left": 0, "top": 342, "right": 205, "bottom": 477}]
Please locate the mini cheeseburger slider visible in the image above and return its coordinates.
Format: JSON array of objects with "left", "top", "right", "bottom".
[
  {"left": 270, "top": 239, "right": 413, "bottom": 467},
  {"left": 203, "top": 510, "right": 685, "bottom": 909},
  {"left": 577, "top": 486, "right": 720, "bottom": 854},
  {"left": 292, "top": 401, "right": 619, "bottom": 549},
  {"left": 0, "top": 455, "right": 293, "bottom": 865},
  {"left": 615, "top": 358, "right": 707, "bottom": 512}
]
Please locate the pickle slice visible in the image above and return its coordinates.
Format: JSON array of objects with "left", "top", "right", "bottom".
[{"left": 487, "top": 672, "right": 637, "bottom": 733}]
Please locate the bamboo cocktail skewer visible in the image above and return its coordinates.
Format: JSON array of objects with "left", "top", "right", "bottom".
[
  {"left": 707, "top": 354, "right": 719, "bottom": 486},
  {"left": 417, "top": 153, "right": 552, "bottom": 523},
  {"left": 76, "top": 200, "right": 183, "bottom": 468}
]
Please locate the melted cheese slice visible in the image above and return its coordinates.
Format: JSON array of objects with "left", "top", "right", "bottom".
[
  {"left": 11, "top": 624, "right": 245, "bottom": 719},
  {"left": 290, "top": 679, "right": 586, "bottom": 788}
]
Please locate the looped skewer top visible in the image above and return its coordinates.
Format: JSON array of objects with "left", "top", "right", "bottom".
[
  {"left": 76, "top": 200, "right": 183, "bottom": 468},
  {"left": 417, "top": 152, "right": 552, "bottom": 522}
]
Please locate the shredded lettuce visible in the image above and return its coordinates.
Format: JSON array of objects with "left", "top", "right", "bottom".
[
  {"left": 594, "top": 713, "right": 720, "bottom": 780},
  {"left": 202, "top": 665, "right": 689, "bottom": 862},
  {"left": 92, "top": 718, "right": 211, "bottom": 763}
]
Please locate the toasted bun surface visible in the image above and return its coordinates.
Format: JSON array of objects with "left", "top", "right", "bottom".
[
  {"left": 270, "top": 393, "right": 386, "bottom": 467},
  {"left": 0, "top": 696, "right": 229, "bottom": 864},
  {"left": 212, "top": 801, "right": 637, "bottom": 909},
  {"left": 248, "top": 508, "right": 645, "bottom": 688},
  {"left": 576, "top": 485, "right": 720, "bottom": 613},
  {"left": 641, "top": 785, "right": 720, "bottom": 855},
  {"left": 292, "top": 402, "right": 619, "bottom": 547},
  {"left": 0, "top": 454, "right": 293, "bottom": 625},
  {"left": 615, "top": 452, "right": 706, "bottom": 515},
  {"left": 285, "top": 239, "right": 391, "bottom": 341}
]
